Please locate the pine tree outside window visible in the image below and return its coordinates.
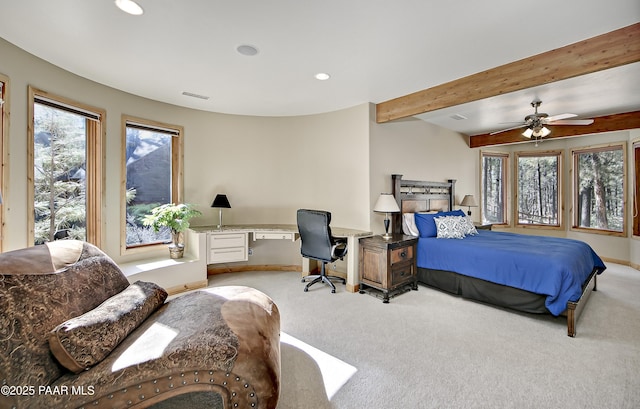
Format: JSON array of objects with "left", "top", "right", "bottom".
[
  {"left": 481, "top": 151, "right": 508, "bottom": 225},
  {"left": 572, "top": 143, "right": 626, "bottom": 236},
  {"left": 28, "top": 87, "right": 104, "bottom": 246},
  {"left": 515, "top": 150, "right": 563, "bottom": 229}
]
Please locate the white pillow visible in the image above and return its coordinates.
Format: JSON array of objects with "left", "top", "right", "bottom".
[
  {"left": 461, "top": 216, "right": 478, "bottom": 236},
  {"left": 434, "top": 215, "right": 466, "bottom": 239},
  {"left": 402, "top": 213, "right": 419, "bottom": 236}
]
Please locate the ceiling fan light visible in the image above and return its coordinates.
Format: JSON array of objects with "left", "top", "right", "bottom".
[
  {"left": 522, "top": 128, "right": 533, "bottom": 138},
  {"left": 540, "top": 126, "right": 551, "bottom": 137}
]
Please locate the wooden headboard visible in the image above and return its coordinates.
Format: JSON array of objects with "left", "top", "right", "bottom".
[{"left": 391, "top": 174, "right": 456, "bottom": 234}]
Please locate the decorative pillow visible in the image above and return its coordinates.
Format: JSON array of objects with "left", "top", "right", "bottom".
[
  {"left": 415, "top": 210, "right": 465, "bottom": 237},
  {"left": 434, "top": 216, "right": 466, "bottom": 239},
  {"left": 461, "top": 216, "right": 478, "bottom": 236},
  {"left": 48, "top": 281, "right": 167, "bottom": 373}
]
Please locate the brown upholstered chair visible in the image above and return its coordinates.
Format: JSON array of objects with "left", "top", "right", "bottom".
[{"left": 0, "top": 240, "right": 280, "bottom": 409}]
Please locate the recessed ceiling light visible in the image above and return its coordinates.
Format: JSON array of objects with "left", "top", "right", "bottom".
[
  {"left": 314, "top": 72, "right": 330, "bottom": 81},
  {"left": 236, "top": 45, "right": 259, "bottom": 56},
  {"left": 115, "top": 0, "right": 144, "bottom": 16}
]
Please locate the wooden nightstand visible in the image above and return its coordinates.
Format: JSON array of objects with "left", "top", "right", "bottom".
[
  {"left": 358, "top": 234, "right": 418, "bottom": 303},
  {"left": 474, "top": 222, "right": 493, "bottom": 230}
]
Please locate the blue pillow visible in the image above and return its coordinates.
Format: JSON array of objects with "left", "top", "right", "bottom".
[{"left": 414, "top": 210, "right": 465, "bottom": 238}]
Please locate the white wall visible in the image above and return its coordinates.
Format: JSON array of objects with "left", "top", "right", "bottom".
[
  {"left": 368, "top": 104, "right": 479, "bottom": 234},
  {"left": 1, "top": 37, "right": 638, "bottom": 269},
  {"left": 0, "top": 38, "right": 369, "bottom": 268}
]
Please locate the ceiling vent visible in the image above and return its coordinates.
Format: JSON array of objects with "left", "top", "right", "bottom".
[{"left": 182, "top": 91, "right": 210, "bottom": 100}]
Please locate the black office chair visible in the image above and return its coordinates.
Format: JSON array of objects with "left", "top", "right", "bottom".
[{"left": 297, "top": 209, "right": 348, "bottom": 293}]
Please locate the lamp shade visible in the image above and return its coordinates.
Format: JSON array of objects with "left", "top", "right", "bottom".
[
  {"left": 373, "top": 193, "right": 400, "bottom": 213},
  {"left": 460, "top": 195, "right": 477, "bottom": 207},
  {"left": 538, "top": 126, "right": 551, "bottom": 137},
  {"left": 211, "top": 194, "right": 231, "bottom": 208}
]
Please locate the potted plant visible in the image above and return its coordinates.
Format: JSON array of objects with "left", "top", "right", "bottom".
[{"left": 142, "top": 203, "right": 202, "bottom": 258}]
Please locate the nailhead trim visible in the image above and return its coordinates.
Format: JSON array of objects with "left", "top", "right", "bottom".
[{"left": 71, "top": 369, "right": 259, "bottom": 408}]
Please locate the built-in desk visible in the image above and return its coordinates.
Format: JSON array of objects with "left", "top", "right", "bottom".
[{"left": 191, "top": 224, "right": 372, "bottom": 292}]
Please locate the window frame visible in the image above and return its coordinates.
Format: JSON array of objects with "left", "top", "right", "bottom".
[
  {"left": 27, "top": 86, "right": 105, "bottom": 247},
  {"left": 514, "top": 149, "right": 564, "bottom": 230},
  {"left": 570, "top": 143, "right": 627, "bottom": 237},
  {"left": 0, "top": 73, "right": 8, "bottom": 252},
  {"left": 634, "top": 139, "right": 640, "bottom": 238},
  {"left": 480, "top": 150, "right": 509, "bottom": 226},
  {"left": 120, "top": 115, "right": 184, "bottom": 255}
]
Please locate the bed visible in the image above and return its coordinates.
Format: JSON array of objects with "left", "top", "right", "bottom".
[{"left": 390, "top": 174, "right": 606, "bottom": 337}]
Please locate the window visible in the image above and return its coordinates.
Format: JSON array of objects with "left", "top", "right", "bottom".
[
  {"left": 634, "top": 141, "right": 640, "bottom": 237},
  {"left": 515, "top": 150, "right": 562, "bottom": 228},
  {"left": 0, "top": 74, "right": 7, "bottom": 251},
  {"left": 572, "top": 144, "right": 626, "bottom": 235},
  {"left": 28, "top": 87, "right": 105, "bottom": 246},
  {"left": 481, "top": 151, "right": 508, "bottom": 225},
  {"left": 121, "top": 116, "right": 183, "bottom": 251}
]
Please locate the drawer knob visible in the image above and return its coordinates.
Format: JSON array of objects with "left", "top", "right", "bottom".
[{"left": 400, "top": 251, "right": 406, "bottom": 258}]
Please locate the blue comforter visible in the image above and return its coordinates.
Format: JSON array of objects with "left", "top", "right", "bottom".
[{"left": 416, "top": 230, "right": 606, "bottom": 315}]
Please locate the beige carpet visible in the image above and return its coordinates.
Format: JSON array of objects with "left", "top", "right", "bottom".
[{"left": 209, "top": 262, "right": 640, "bottom": 409}]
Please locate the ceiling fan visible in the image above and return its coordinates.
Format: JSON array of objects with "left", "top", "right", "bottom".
[{"left": 490, "top": 100, "right": 594, "bottom": 139}]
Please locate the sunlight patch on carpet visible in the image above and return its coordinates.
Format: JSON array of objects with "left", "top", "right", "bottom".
[{"left": 281, "top": 332, "right": 357, "bottom": 400}]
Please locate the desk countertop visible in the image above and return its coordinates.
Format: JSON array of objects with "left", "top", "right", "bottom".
[{"left": 191, "top": 224, "right": 372, "bottom": 237}]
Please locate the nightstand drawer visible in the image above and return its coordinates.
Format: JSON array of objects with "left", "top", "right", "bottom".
[
  {"left": 390, "top": 246, "right": 413, "bottom": 265},
  {"left": 391, "top": 262, "right": 414, "bottom": 287}
]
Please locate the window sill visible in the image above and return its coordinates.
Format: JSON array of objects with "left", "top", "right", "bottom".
[{"left": 570, "top": 226, "right": 627, "bottom": 237}]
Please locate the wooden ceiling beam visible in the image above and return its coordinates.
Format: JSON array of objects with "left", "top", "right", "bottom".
[
  {"left": 376, "top": 23, "right": 640, "bottom": 124},
  {"left": 469, "top": 110, "right": 640, "bottom": 148}
]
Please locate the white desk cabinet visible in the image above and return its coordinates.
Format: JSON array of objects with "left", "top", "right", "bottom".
[
  {"left": 192, "top": 224, "right": 372, "bottom": 292},
  {"left": 254, "top": 231, "right": 296, "bottom": 241},
  {"left": 207, "top": 232, "right": 248, "bottom": 264}
]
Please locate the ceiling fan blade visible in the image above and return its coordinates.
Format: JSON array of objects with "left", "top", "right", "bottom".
[
  {"left": 543, "top": 113, "right": 577, "bottom": 122},
  {"left": 489, "top": 124, "right": 526, "bottom": 135},
  {"left": 547, "top": 119, "right": 594, "bottom": 125}
]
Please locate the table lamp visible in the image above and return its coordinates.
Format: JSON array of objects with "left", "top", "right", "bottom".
[
  {"left": 373, "top": 193, "right": 400, "bottom": 239},
  {"left": 460, "top": 194, "right": 477, "bottom": 216},
  {"left": 211, "top": 194, "right": 231, "bottom": 229}
]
